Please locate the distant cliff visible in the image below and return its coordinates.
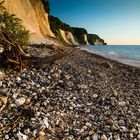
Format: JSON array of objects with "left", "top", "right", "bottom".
[
  {"left": 87, "top": 34, "right": 107, "bottom": 45},
  {"left": 48, "top": 15, "right": 106, "bottom": 46},
  {"left": 72, "top": 27, "right": 89, "bottom": 45},
  {"left": 4, "top": 0, "right": 106, "bottom": 46},
  {"left": 48, "top": 15, "right": 79, "bottom": 45}
]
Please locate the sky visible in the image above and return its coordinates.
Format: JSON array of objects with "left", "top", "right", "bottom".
[{"left": 50, "top": 0, "right": 140, "bottom": 45}]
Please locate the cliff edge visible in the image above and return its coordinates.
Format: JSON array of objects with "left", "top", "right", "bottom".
[{"left": 4, "top": 0, "right": 63, "bottom": 46}]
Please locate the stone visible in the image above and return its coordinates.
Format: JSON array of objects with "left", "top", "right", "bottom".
[
  {"left": 85, "top": 122, "right": 92, "bottom": 127},
  {"left": 137, "top": 134, "right": 140, "bottom": 139},
  {"left": 0, "top": 70, "right": 5, "bottom": 80},
  {"left": 39, "top": 131, "right": 45, "bottom": 136},
  {"left": 5, "top": 135, "right": 9, "bottom": 139},
  {"left": 118, "top": 119, "right": 125, "bottom": 126},
  {"left": 78, "top": 84, "right": 88, "bottom": 89},
  {"left": 114, "top": 134, "right": 121, "bottom": 140},
  {"left": 113, "top": 89, "right": 118, "bottom": 97},
  {"left": 100, "top": 134, "right": 107, "bottom": 140},
  {"left": 101, "top": 61, "right": 113, "bottom": 69},
  {"left": 106, "top": 119, "right": 114, "bottom": 126},
  {"left": 16, "top": 77, "right": 22, "bottom": 84},
  {"left": 43, "top": 118, "right": 49, "bottom": 128},
  {"left": 104, "top": 125, "right": 111, "bottom": 132},
  {"left": 1, "top": 96, "right": 8, "bottom": 105},
  {"left": 65, "top": 75, "right": 71, "bottom": 80},
  {"left": 17, "top": 131, "right": 28, "bottom": 140},
  {"left": 16, "top": 97, "right": 26, "bottom": 106},
  {"left": 87, "top": 102, "right": 93, "bottom": 106},
  {"left": 92, "top": 133, "right": 98, "bottom": 140},
  {"left": 0, "top": 81, "right": 2, "bottom": 87},
  {"left": 120, "top": 126, "right": 128, "bottom": 132},
  {"left": 88, "top": 130, "right": 94, "bottom": 135},
  {"left": 130, "top": 133, "right": 133, "bottom": 138},
  {"left": 118, "top": 101, "right": 126, "bottom": 107},
  {"left": 93, "top": 94, "right": 98, "bottom": 98}
]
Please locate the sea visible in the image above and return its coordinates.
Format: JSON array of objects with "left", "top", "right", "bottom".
[{"left": 81, "top": 45, "right": 140, "bottom": 68}]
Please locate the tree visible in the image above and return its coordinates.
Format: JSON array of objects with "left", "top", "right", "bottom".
[{"left": 41, "top": 0, "right": 50, "bottom": 14}]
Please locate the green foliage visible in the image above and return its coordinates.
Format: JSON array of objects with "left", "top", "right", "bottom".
[
  {"left": 49, "top": 15, "right": 73, "bottom": 44},
  {"left": 41, "top": 0, "right": 50, "bottom": 14},
  {"left": 0, "top": 1, "right": 29, "bottom": 47},
  {"left": 49, "top": 15, "right": 73, "bottom": 33},
  {"left": 87, "top": 34, "right": 105, "bottom": 45},
  {"left": 72, "top": 27, "right": 88, "bottom": 45}
]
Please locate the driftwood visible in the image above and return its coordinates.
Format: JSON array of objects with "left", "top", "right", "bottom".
[
  {"left": 0, "top": 24, "right": 79, "bottom": 71},
  {"left": 0, "top": 28, "right": 79, "bottom": 71}
]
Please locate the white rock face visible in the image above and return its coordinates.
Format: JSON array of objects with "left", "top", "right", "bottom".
[
  {"left": 4, "top": 0, "right": 56, "bottom": 44},
  {"left": 84, "top": 34, "right": 89, "bottom": 45},
  {"left": 59, "top": 29, "right": 79, "bottom": 45}
]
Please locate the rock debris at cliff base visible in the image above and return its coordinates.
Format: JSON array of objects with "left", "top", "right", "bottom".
[{"left": 0, "top": 50, "right": 140, "bottom": 140}]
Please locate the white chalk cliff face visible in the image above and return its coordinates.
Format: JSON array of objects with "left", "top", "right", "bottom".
[
  {"left": 4, "top": 0, "right": 61, "bottom": 45},
  {"left": 84, "top": 34, "right": 89, "bottom": 45},
  {"left": 59, "top": 29, "right": 79, "bottom": 45}
]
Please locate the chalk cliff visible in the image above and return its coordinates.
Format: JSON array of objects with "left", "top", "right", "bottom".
[
  {"left": 4, "top": 0, "right": 106, "bottom": 46},
  {"left": 87, "top": 34, "right": 106, "bottom": 45},
  {"left": 59, "top": 29, "right": 79, "bottom": 45},
  {"left": 4, "top": 0, "right": 63, "bottom": 46}
]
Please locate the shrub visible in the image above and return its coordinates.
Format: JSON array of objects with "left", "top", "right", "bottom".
[
  {"left": 0, "top": 0, "right": 30, "bottom": 70},
  {"left": 0, "top": 1, "right": 29, "bottom": 47}
]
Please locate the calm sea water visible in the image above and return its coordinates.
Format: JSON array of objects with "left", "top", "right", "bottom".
[{"left": 81, "top": 45, "right": 140, "bottom": 68}]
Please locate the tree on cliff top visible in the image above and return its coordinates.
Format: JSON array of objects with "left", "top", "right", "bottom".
[{"left": 41, "top": 0, "right": 50, "bottom": 14}]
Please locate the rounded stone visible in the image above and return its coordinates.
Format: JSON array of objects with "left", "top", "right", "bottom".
[{"left": 15, "top": 97, "right": 26, "bottom": 106}]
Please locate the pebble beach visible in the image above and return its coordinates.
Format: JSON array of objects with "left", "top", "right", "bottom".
[{"left": 0, "top": 48, "right": 140, "bottom": 140}]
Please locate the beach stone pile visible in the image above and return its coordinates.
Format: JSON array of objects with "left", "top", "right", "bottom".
[{"left": 0, "top": 50, "right": 140, "bottom": 140}]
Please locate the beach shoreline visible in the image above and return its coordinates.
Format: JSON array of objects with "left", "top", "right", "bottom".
[
  {"left": 80, "top": 45, "right": 140, "bottom": 69},
  {"left": 0, "top": 48, "right": 140, "bottom": 139}
]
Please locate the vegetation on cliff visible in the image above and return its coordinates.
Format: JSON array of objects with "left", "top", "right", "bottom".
[
  {"left": 87, "top": 34, "right": 106, "bottom": 45},
  {"left": 72, "top": 27, "right": 88, "bottom": 45},
  {"left": 48, "top": 15, "right": 73, "bottom": 44},
  {"left": 47, "top": 1, "right": 106, "bottom": 45},
  {"left": 0, "top": 0, "right": 30, "bottom": 70},
  {"left": 40, "top": 0, "right": 50, "bottom": 14}
]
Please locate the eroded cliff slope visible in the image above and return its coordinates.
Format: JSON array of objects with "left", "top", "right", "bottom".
[{"left": 4, "top": 0, "right": 62, "bottom": 45}]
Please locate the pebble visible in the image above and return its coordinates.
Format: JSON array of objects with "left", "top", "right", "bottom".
[
  {"left": 39, "top": 131, "right": 45, "bottom": 136},
  {"left": 43, "top": 117, "right": 49, "bottom": 128},
  {"left": 78, "top": 84, "right": 88, "bottom": 89},
  {"left": 106, "top": 119, "right": 114, "bottom": 126},
  {"left": 0, "top": 70, "right": 5, "bottom": 80},
  {"left": 113, "top": 89, "right": 118, "bottom": 97},
  {"left": 17, "top": 131, "right": 28, "bottom": 140},
  {"left": 100, "top": 134, "right": 107, "bottom": 140},
  {"left": 16, "top": 77, "right": 22, "bottom": 84},
  {"left": 93, "top": 94, "right": 98, "bottom": 98},
  {"left": 118, "top": 101, "right": 126, "bottom": 107},
  {"left": 114, "top": 134, "right": 121, "bottom": 140},
  {"left": 92, "top": 133, "right": 98, "bottom": 140},
  {"left": 1, "top": 96, "right": 8, "bottom": 105},
  {"left": 85, "top": 122, "right": 92, "bottom": 127},
  {"left": 0, "top": 80, "right": 2, "bottom": 87},
  {"left": 0, "top": 49, "right": 139, "bottom": 139},
  {"left": 15, "top": 97, "right": 26, "bottom": 106},
  {"left": 65, "top": 75, "right": 71, "bottom": 80},
  {"left": 88, "top": 130, "right": 94, "bottom": 135},
  {"left": 137, "top": 134, "right": 140, "bottom": 139},
  {"left": 5, "top": 134, "right": 9, "bottom": 139},
  {"left": 118, "top": 119, "right": 125, "bottom": 126},
  {"left": 120, "top": 126, "right": 129, "bottom": 132}
]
